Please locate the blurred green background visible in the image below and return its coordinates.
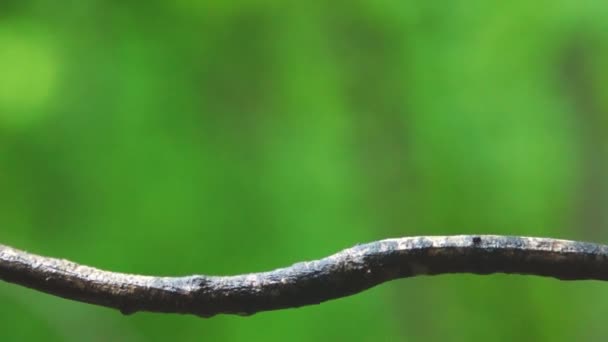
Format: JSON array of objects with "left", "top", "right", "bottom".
[{"left": 1, "top": 0, "right": 608, "bottom": 340}]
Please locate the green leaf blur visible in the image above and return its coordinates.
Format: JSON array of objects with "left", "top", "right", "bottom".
[{"left": 1, "top": 1, "right": 608, "bottom": 340}]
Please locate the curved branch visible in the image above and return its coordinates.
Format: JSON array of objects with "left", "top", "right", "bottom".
[{"left": 2, "top": 235, "right": 608, "bottom": 317}]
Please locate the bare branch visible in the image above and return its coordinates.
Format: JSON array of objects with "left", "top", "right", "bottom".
[{"left": 1, "top": 235, "right": 608, "bottom": 317}]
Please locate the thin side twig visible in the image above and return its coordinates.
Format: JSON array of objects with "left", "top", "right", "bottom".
[{"left": 1, "top": 235, "right": 608, "bottom": 318}]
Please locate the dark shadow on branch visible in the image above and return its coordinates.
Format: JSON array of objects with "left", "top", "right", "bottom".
[{"left": 1, "top": 235, "right": 608, "bottom": 318}]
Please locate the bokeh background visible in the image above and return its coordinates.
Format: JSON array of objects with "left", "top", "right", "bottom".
[{"left": 1, "top": 1, "right": 608, "bottom": 340}]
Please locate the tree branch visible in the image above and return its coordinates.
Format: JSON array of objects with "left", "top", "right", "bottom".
[{"left": 1, "top": 235, "right": 608, "bottom": 317}]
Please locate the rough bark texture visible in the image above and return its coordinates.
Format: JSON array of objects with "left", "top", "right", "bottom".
[{"left": 2, "top": 235, "right": 608, "bottom": 318}]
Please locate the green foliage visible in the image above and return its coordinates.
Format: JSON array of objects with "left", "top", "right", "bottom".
[{"left": 1, "top": 1, "right": 608, "bottom": 340}]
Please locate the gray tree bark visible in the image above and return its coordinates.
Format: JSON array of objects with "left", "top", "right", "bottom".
[{"left": 1, "top": 235, "right": 607, "bottom": 318}]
